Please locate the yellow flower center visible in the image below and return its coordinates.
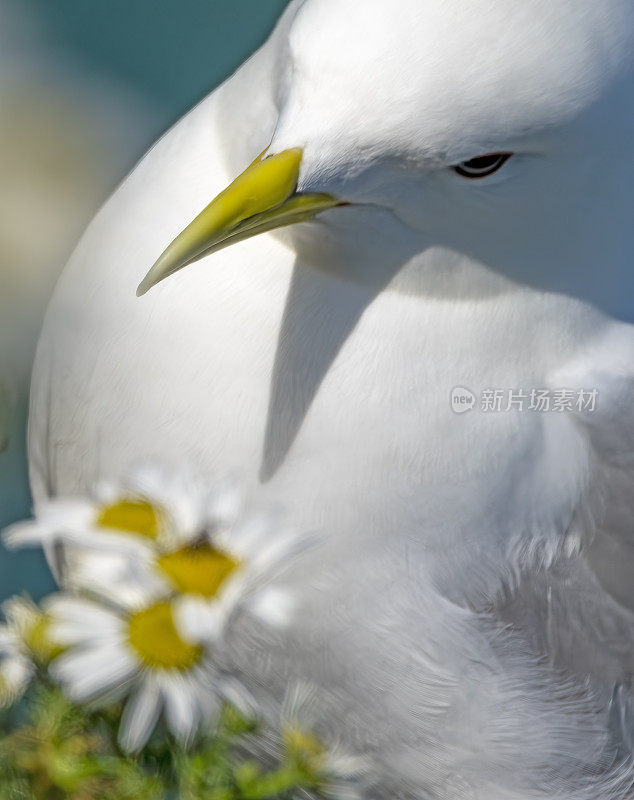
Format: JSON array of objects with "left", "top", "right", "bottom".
[
  {"left": 127, "top": 602, "right": 202, "bottom": 670},
  {"left": 283, "top": 724, "right": 327, "bottom": 772},
  {"left": 16, "top": 611, "right": 63, "bottom": 664},
  {"left": 157, "top": 544, "right": 239, "bottom": 597},
  {"left": 96, "top": 499, "right": 159, "bottom": 539},
  {"left": 27, "top": 615, "right": 55, "bottom": 661}
]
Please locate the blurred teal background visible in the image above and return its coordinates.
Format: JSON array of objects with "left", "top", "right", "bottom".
[
  {"left": 26, "top": 0, "right": 289, "bottom": 139},
  {"left": 0, "top": 0, "right": 288, "bottom": 601}
]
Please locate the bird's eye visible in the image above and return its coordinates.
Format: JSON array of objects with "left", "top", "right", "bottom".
[{"left": 454, "top": 152, "right": 513, "bottom": 179}]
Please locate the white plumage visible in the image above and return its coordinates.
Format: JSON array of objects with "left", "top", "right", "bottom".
[{"left": 29, "top": 0, "right": 634, "bottom": 796}]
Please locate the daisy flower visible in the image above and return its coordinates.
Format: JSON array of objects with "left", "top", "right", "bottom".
[
  {"left": 0, "top": 596, "right": 59, "bottom": 707},
  {"left": 168, "top": 510, "right": 304, "bottom": 646},
  {"left": 2, "top": 461, "right": 209, "bottom": 557},
  {"left": 256, "top": 683, "right": 370, "bottom": 800},
  {"left": 45, "top": 591, "right": 252, "bottom": 753},
  {"left": 2, "top": 465, "right": 168, "bottom": 592}
]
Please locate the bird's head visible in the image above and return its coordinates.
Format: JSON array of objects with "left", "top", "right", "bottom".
[{"left": 138, "top": 0, "right": 634, "bottom": 316}]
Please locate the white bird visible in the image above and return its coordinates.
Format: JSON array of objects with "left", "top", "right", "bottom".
[{"left": 28, "top": 0, "right": 634, "bottom": 796}]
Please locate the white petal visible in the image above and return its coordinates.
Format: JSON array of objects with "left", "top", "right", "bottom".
[
  {"left": 214, "top": 514, "right": 268, "bottom": 559},
  {"left": 2, "top": 596, "right": 41, "bottom": 640},
  {"left": 44, "top": 596, "right": 124, "bottom": 644},
  {"left": 0, "top": 653, "right": 33, "bottom": 696},
  {"left": 248, "top": 530, "right": 310, "bottom": 574},
  {"left": 64, "top": 529, "right": 156, "bottom": 558},
  {"left": 0, "top": 627, "right": 16, "bottom": 650},
  {"left": 248, "top": 587, "right": 294, "bottom": 628},
  {"left": 205, "top": 479, "right": 243, "bottom": 529},
  {"left": 1, "top": 506, "right": 95, "bottom": 548},
  {"left": 48, "top": 619, "right": 123, "bottom": 649},
  {"left": 217, "top": 673, "right": 258, "bottom": 718},
  {"left": 281, "top": 682, "right": 320, "bottom": 728},
  {"left": 2, "top": 519, "right": 53, "bottom": 549},
  {"left": 214, "top": 572, "right": 249, "bottom": 619},
  {"left": 51, "top": 643, "right": 137, "bottom": 702},
  {"left": 63, "top": 550, "right": 167, "bottom": 610},
  {"left": 174, "top": 596, "right": 224, "bottom": 644},
  {"left": 161, "top": 672, "right": 199, "bottom": 742},
  {"left": 119, "top": 676, "right": 162, "bottom": 752},
  {"left": 325, "top": 751, "right": 369, "bottom": 780}
]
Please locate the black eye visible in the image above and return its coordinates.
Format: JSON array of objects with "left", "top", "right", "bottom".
[{"left": 454, "top": 152, "right": 513, "bottom": 179}]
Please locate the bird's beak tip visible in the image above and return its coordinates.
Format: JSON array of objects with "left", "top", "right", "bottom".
[
  {"left": 136, "top": 271, "right": 156, "bottom": 297},
  {"left": 135, "top": 147, "right": 339, "bottom": 298}
]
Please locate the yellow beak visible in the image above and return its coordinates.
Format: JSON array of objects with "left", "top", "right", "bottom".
[{"left": 137, "top": 148, "right": 340, "bottom": 296}]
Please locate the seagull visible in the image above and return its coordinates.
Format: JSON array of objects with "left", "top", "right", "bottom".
[{"left": 28, "top": 0, "right": 634, "bottom": 796}]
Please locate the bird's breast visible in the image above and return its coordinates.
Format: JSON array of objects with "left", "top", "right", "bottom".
[{"left": 29, "top": 210, "right": 591, "bottom": 614}]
